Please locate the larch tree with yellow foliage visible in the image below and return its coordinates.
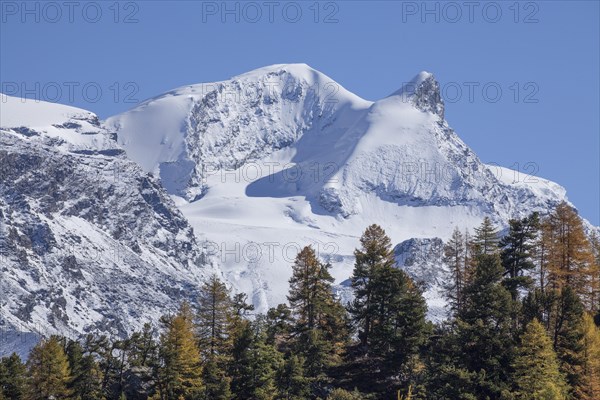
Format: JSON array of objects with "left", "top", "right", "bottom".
[
  {"left": 511, "top": 319, "right": 567, "bottom": 400},
  {"left": 26, "top": 336, "right": 71, "bottom": 400},
  {"left": 158, "top": 301, "right": 203, "bottom": 399},
  {"left": 579, "top": 313, "right": 600, "bottom": 400},
  {"left": 543, "top": 202, "right": 597, "bottom": 310}
]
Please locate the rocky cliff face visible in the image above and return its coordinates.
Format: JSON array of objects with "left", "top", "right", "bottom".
[{"left": 0, "top": 96, "right": 213, "bottom": 356}]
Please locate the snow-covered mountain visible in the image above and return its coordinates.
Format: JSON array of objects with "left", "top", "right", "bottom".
[
  {"left": 106, "top": 64, "right": 579, "bottom": 316},
  {"left": 1, "top": 64, "right": 594, "bottom": 356},
  {"left": 0, "top": 95, "right": 215, "bottom": 357}
]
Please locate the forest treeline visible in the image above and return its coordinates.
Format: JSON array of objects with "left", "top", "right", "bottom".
[{"left": 1, "top": 201, "right": 599, "bottom": 400}]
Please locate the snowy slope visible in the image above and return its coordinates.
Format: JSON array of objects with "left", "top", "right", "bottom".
[
  {"left": 105, "top": 64, "right": 371, "bottom": 201},
  {"left": 107, "top": 64, "right": 585, "bottom": 317},
  {"left": 0, "top": 95, "right": 215, "bottom": 356},
  {"left": 1, "top": 64, "right": 594, "bottom": 355}
]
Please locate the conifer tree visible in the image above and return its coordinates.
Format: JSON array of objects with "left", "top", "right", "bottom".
[
  {"left": 348, "top": 225, "right": 429, "bottom": 391},
  {"left": 0, "top": 353, "right": 26, "bottom": 400},
  {"left": 265, "top": 303, "right": 293, "bottom": 347},
  {"left": 443, "top": 227, "right": 467, "bottom": 315},
  {"left": 288, "top": 246, "right": 334, "bottom": 333},
  {"left": 544, "top": 202, "right": 596, "bottom": 308},
  {"left": 197, "top": 275, "right": 233, "bottom": 357},
  {"left": 195, "top": 276, "right": 236, "bottom": 399},
  {"left": 276, "top": 355, "right": 310, "bottom": 400},
  {"left": 288, "top": 245, "right": 347, "bottom": 376},
  {"left": 511, "top": 319, "right": 567, "bottom": 400},
  {"left": 472, "top": 217, "right": 499, "bottom": 256},
  {"left": 158, "top": 301, "right": 203, "bottom": 399},
  {"left": 588, "top": 232, "right": 600, "bottom": 313},
  {"left": 202, "top": 356, "right": 232, "bottom": 400},
  {"left": 456, "top": 253, "right": 515, "bottom": 398},
  {"left": 66, "top": 340, "right": 102, "bottom": 400},
  {"left": 553, "top": 287, "right": 586, "bottom": 398},
  {"left": 129, "top": 323, "right": 158, "bottom": 368},
  {"left": 349, "top": 224, "right": 396, "bottom": 350},
  {"left": 326, "top": 387, "right": 364, "bottom": 399},
  {"left": 500, "top": 213, "right": 539, "bottom": 300},
  {"left": 580, "top": 313, "right": 600, "bottom": 399},
  {"left": 230, "top": 322, "right": 283, "bottom": 400},
  {"left": 26, "top": 336, "right": 72, "bottom": 400}
]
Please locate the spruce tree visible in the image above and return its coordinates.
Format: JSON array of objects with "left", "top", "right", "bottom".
[
  {"left": 158, "top": 301, "right": 203, "bottom": 399},
  {"left": 26, "top": 336, "right": 72, "bottom": 400},
  {"left": 0, "top": 353, "right": 26, "bottom": 400},
  {"left": 511, "top": 319, "right": 567, "bottom": 400}
]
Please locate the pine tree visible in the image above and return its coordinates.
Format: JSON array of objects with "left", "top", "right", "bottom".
[
  {"left": 443, "top": 227, "right": 467, "bottom": 315},
  {"left": 129, "top": 323, "right": 158, "bottom": 368},
  {"left": 276, "top": 355, "right": 310, "bottom": 400},
  {"left": 202, "top": 356, "right": 232, "bottom": 400},
  {"left": 580, "top": 313, "right": 600, "bottom": 399},
  {"left": 230, "top": 322, "right": 283, "bottom": 400},
  {"left": 472, "top": 217, "right": 499, "bottom": 256},
  {"left": 26, "top": 336, "right": 72, "bottom": 400},
  {"left": 158, "top": 302, "right": 203, "bottom": 399},
  {"left": 348, "top": 224, "right": 396, "bottom": 351},
  {"left": 500, "top": 213, "right": 539, "bottom": 300},
  {"left": 288, "top": 246, "right": 333, "bottom": 333},
  {"left": 0, "top": 353, "right": 26, "bottom": 400},
  {"left": 456, "top": 253, "right": 515, "bottom": 398},
  {"left": 511, "top": 319, "right": 567, "bottom": 400},
  {"left": 369, "top": 267, "right": 429, "bottom": 370},
  {"left": 66, "top": 340, "right": 103, "bottom": 400},
  {"left": 326, "top": 387, "right": 363, "bottom": 399},
  {"left": 287, "top": 245, "right": 347, "bottom": 377},
  {"left": 552, "top": 287, "right": 586, "bottom": 398},
  {"left": 265, "top": 303, "right": 293, "bottom": 347}
]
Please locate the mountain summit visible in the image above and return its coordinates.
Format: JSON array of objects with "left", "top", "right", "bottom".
[
  {"left": 1, "top": 65, "right": 594, "bottom": 356},
  {"left": 391, "top": 71, "right": 445, "bottom": 119},
  {"left": 105, "top": 64, "right": 581, "bottom": 316}
]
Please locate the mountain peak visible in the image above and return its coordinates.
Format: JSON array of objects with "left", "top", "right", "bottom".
[{"left": 391, "top": 71, "right": 444, "bottom": 119}]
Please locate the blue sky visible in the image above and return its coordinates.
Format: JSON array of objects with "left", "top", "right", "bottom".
[{"left": 1, "top": 1, "right": 598, "bottom": 225}]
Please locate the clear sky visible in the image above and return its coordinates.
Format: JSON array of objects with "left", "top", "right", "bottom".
[{"left": 1, "top": 1, "right": 598, "bottom": 225}]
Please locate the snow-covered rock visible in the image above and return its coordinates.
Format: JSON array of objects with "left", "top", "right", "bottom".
[
  {"left": 0, "top": 95, "right": 214, "bottom": 356},
  {"left": 106, "top": 64, "right": 589, "bottom": 315},
  {"left": 2, "top": 64, "right": 596, "bottom": 355}
]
